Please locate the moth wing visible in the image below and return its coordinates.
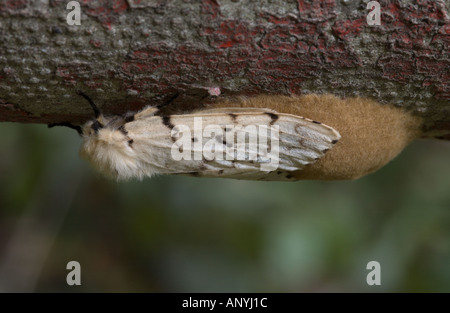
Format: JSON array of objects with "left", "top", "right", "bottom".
[
  {"left": 193, "top": 107, "right": 278, "bottom": 114},
  {"left": 124, "top": 110, "right": 340, "bottom": 181},
  {"left": 181, "top": 168, "right": 298, "bottom": 181}
]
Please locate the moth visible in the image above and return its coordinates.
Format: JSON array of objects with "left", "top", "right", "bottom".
[{"left": 51, "top": 91, "right": 341, "bottom": 181}]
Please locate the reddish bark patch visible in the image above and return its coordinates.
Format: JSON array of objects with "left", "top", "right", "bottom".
[
  {"left": 50, "top": 0, "right": 129, "bottom": 29},
  {"left": 201, "top": 0, "right": 220, "bottom": 20},
  {"left": 89, "top": 39, "right": 104, "bottom": 48},
  {"left": 297, "top": 0, "right": 337, "bottom": 21},
  {"left": 82, "top": 0, "right": 129, "bottom": 29},
  {"left": 0, "top": 0, "right": 28, "bottom": 13},
  {"left": 0, "top": 101, "right": 31, "bottom": 123},
  {"left": 378, "top": 55, "right": 415, "bottom": 82},
  {"left": 332, "top": 17, "right": 365, "bottom": 41}
]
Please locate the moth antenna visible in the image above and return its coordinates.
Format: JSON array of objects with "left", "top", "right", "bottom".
[
  {"left": 48, "top": 122, "right": 82, "bottom": 135},
  {"left": 157, "top": 91, "right": 180, "bottom": 109},
  {"left": 77, "top": 90, "right": 101, "bottom": 118}
]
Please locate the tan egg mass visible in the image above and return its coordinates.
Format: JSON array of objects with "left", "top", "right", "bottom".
[{"left": 213, "top": 94, "right": 423, "bottom": 180}]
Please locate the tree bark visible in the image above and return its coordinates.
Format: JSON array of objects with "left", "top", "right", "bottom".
[{"left": 0, "top": 0, "right": 448, "bottom": 139}]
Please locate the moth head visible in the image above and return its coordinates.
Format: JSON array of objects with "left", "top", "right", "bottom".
[
  {"left": 47, "top": 91, "right": 138, "bottom": 179},
  {"left": 81, "top": 115, "right": 118, "bottom": 137},
  {"left": 79, "top": 116, "right": 138, "bottom": 180},
  {"left": 80, "top": 117, "right": 130, "bottom": 151},
  {"left": 76, "top": 90, "right": 132, "bottom": 136},
  {"left": 80, "top": 115, "right": 137, "bottom": 180},
  {"left": 48, "top": 90, "right": 108, "bottom": 136}
]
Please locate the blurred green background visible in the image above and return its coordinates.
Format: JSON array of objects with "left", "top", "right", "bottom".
[{"left": 0, "top": 122, "right": 449, "bottom": 292}]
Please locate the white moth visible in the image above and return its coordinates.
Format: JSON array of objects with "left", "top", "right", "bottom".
[{"left": 54, "top": 92, "right": 340, "bottom": 181}]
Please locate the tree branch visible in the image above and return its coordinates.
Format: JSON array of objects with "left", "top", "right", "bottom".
[{"left": 0, "top": 0, "right": 448, "bottom": 139}]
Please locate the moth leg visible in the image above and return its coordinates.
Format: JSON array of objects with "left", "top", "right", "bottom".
[
  {"left": 132, "top": 92, "right": 180, "bottom": 120},
  {"left": 132, "top": 106, "right": 160, "bottom": 120},
  {"left": 157, "top": 91, "right": 180, "bottom": 109}
]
